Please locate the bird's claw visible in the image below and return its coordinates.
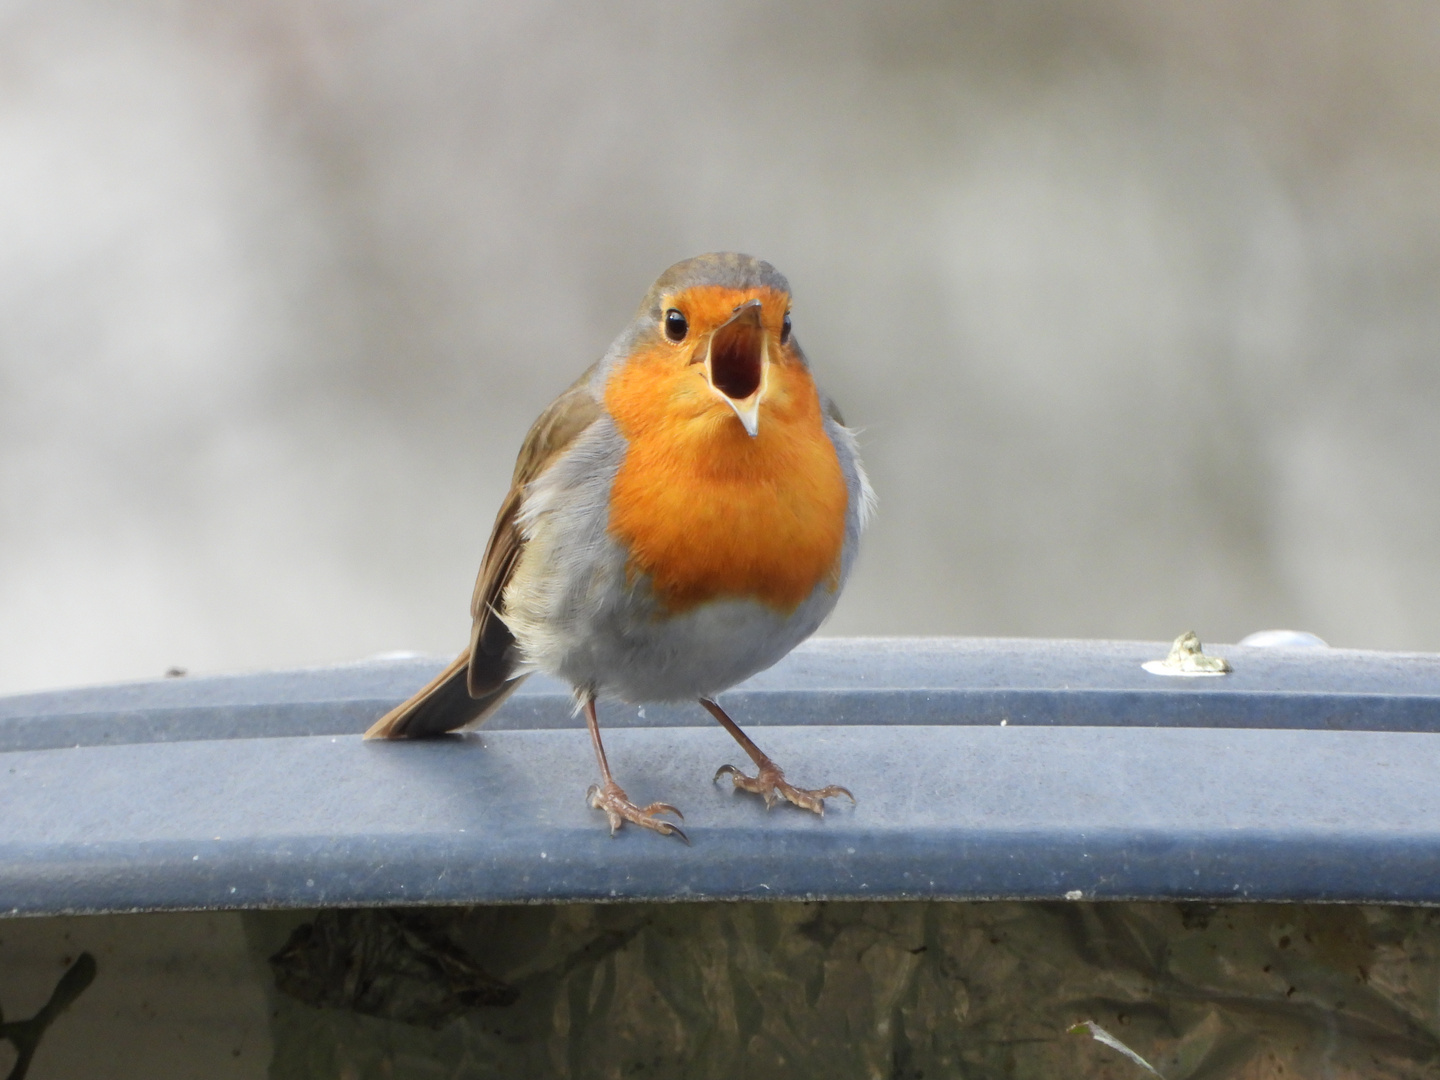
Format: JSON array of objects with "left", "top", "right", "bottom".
[
  {"left": 586, "top": 781, "right": 688, "bottom": 843},
  {"left": 713, "top": 762, "right": 855, "bottom": 815}
]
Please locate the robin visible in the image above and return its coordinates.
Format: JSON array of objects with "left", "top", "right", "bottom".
[{"left": 366, "top": 253, "right": 874, "bottom": 841}]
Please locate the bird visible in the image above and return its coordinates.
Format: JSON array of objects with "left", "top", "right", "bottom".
[{"left": 365, "top": 252, "right": 874, "bottom": 841}]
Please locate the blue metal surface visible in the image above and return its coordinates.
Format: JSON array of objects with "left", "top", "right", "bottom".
[
  {"left": 6, "top": 637, "right": 1440, "bottom": 752},
  {"left": 2, "top": 637, "right": 1440, "bottom": 914}
]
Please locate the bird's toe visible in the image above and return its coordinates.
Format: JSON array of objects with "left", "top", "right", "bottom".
[
  {"left": 587, "top": 781, "right": 688, "bottom": 842},
  {"left": 714, "top": 761, "right": 854, "bottom": 816}
]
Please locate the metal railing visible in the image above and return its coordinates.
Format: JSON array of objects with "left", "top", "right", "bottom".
[{"left": 3, "top": 637, "right": 1439, "bottom": 915}]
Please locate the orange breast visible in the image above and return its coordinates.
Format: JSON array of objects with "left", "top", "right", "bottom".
[{"left": 604, "top": 345, "right": 849, "bottom": 614}]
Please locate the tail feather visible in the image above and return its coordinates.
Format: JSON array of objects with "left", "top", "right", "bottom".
[{"left": 364, "top": 651, "right": 527, "bottom": 739}]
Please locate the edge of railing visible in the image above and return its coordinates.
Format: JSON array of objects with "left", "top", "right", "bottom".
[{"left": 3, "top": 636, "right": 1439, "bottom": 914}]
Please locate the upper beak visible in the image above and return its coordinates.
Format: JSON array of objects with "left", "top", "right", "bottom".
[{"left": 704, "top": 299, "right": 769, "bottom": 437}]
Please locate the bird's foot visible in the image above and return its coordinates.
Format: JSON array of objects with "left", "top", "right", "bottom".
[
  {"left": 713, "top": 760, "right": 855, "bottom": 815},
  {"left": 586, "top": 781, "right": 687, "bottom": 842}
]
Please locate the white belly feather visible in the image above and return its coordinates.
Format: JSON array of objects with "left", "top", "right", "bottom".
[{"left": 501, "top": 413, "right": 870, "bottom": 702}]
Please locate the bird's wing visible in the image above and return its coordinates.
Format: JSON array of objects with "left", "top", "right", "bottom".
[
  {"left": 466, "top": 363, "right": 605, "bottom": 694},
  {"left": 818, "top": 388, "right": 875, "bottom": 541}
]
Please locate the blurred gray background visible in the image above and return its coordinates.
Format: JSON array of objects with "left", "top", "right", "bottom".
[{"left": 1, "top": 0, "right": 1438, "bottom": 695}]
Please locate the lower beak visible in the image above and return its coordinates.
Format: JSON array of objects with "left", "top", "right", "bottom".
[{"left": 705, "top": 299, "right": 769, "bottom": 437}]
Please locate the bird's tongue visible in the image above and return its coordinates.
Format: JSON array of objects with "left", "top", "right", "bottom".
[{"left": 709, "top": 312, "right": 764, "bottom": 401}]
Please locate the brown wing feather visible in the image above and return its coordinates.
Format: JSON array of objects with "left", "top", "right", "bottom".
[
  {"left": 366, "top": 364, "right": 605, "bottom": 739},
  {"left": 465, "top": 363, "right": 604, "bottom": 695}
]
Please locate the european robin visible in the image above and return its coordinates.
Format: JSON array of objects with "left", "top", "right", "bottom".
[{"left": 366, "top": 253, "right": 874, "bottom": 841}]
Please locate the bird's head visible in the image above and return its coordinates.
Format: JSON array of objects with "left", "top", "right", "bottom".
[{"left": 614, "top": 253, "right": 798, "bottom": 439}]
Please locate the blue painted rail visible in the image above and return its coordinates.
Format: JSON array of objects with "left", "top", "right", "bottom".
[{"left": 3, "top": 637, "right": 1439, "bottom": 915}]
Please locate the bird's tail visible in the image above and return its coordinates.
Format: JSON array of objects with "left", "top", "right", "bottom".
[{"left": 364, "top": 651, "right": 527, "bottom": 739}]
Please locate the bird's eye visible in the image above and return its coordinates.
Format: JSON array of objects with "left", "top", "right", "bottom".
[
  {"left": 781, "top": 311, "right": 792, "bottom": 344},
  {"left": 664, "top": 308, "right": 688, "bottom": 342}
]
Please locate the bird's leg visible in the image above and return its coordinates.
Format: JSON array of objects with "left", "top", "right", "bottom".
[
  {"left": 701, "top": 697, "right": 855, "bottom": 815},
  {"left": 582, "top": 693, "right": 687, "bottom": 842}
]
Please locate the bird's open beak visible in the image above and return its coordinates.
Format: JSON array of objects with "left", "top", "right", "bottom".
[{"left": 704, "top": 299, "right": 769, "bottom": 437}]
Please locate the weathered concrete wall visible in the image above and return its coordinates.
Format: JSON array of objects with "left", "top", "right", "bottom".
[{"left": 7, "top": 900, "right": 1437, "bottom": 1078}]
